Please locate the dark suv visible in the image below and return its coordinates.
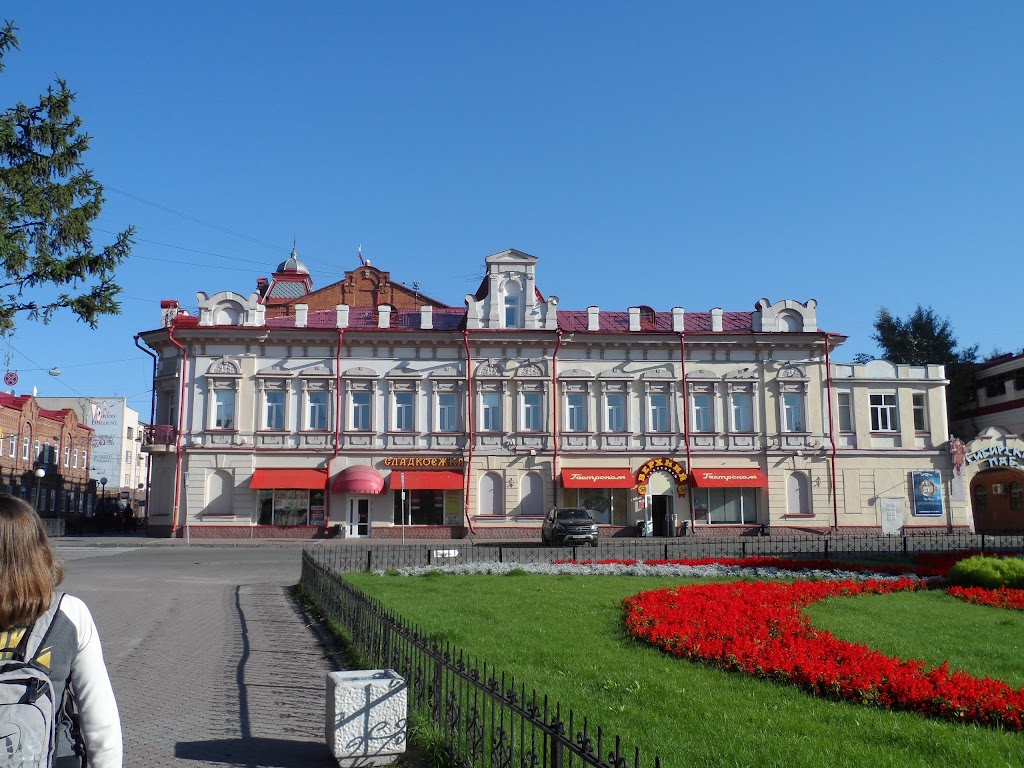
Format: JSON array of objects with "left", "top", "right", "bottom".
[{"left": 541, "top": 507, "right": 599, "bottom": 547}]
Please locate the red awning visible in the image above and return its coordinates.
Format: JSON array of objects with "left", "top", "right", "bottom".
[
  {"left": 387, "top": 471, "right": 464, "bottom": 491},
  {"left": 250, "top": 468, "right": 327, "bottom": 490},
  {"left": 331, "top": 465, "right": 386, "bottom": 494},
  {"left": 560, "top": 468, "right": 636, "bottom": 489},
  {"left": 690, "top": 468, "right": 768, "bottom": 488}
]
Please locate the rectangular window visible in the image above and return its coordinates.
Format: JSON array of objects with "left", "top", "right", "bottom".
[
  {"left": 8, "top": 435, "right": 14, "bottom": 457},
  {"left": 394, "top": 392, "right": 415, "bottom": 431},
  {"left": 913, "top": 393, "right": 927, "bottom": 432},
  {"left": 482, "top": 393, "right": 502, "bottom": 432},
  {"left": 566, "top": 393, "right": 587, "bottom": 432},
  {"left": 437, "top": 393, "right": 458, "bottom": 432},
  {"left": 351, "top": 391, "right": 371, "bottom": 430},
  {"left": 783, "top": 393, "right": 804, "bottom": 432},
  {"left": 691, "top": 393, "right": 713, "bottom": 432},
  {"left": 504, "top": 294, "right": 520, "bottom": 328},
  {"left": 308, "top": 391, "right": 329, "bottom": 430},
  {"left": 34, "top": 440, "right": 40, "bottom": 462},
  {"left": 72, "top": 449, "right": 79, "bottom": 469},
  {"left": 215, "top": 390, "right": 235, "bottom": 429},
  {"left": 870, "top": 393, "right": 898, "bottom": 431},
  {"left": 606, "top": 393, "right": 625, "bottom": 432},
  {"left": 731, "top": 393, "right": 753, "bottom": 432},
  {"left": 126, "top": 427, "right": 133, "bottom": 440},
  {"left": 81, "top": 451, "right": 87, "bottom": 469},
  {"left": 125, "top": 450, "right": 131, "bottom": 463},
  {"left": 64, "top": 446, "right": 70, "bottom": 466},
  {"left": 523, "top": 392, "right": 542, "bottom": 431},
  {"left": 650, "top": 394, "right": 669, "bottom": 432},
  {"left": 837, "top": 392, "right": 853, "bottom": 432},
  {"left": 264, "top": 390, "right": 285, "bottom": 430},
  {"left": 22, "top": 437, "right": 29, "bottom": 460}
]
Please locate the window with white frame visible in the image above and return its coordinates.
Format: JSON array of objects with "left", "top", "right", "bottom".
[
  {"left": 308, "top": 390, "right": 329, "bottom": 430},
  {"left": 522, "top": 391, "right": 543, "bottom": 431},
  {"left": 437, "top": 392, "right": 459, "bottom": 431},
  {"left": 349, "top": 385, "right": 373, "bottom": 431},
  {"left": 33, "top": 440, "right": 40, "bottom": 463},
  {"left": 393, "top": 390, "right": 415, "bottom": 431},
  {"left": 21, "top": 437, "right": 29, "bottom": 460},
  {"left": 261, "top": 384, "right": 287, "bottom": 431},
  {"left": 72, "top": 449, "right": 79, "bottom": 469},
  {"left": 730, "top": 389, "right": 754, "bottom": 432},
  {"left": 64, "top": 445, "right": 70, "bottom": 466},
  {"left": 870, "top": 393, "right": 898, "bottom": 431},
  {"left": 213, "top": 388, "right": 236, "bottom": 429},
  {"left": 8, "top": 435, "right": 14, "bottom": 457},
  {"left": 566, "top": 392, "right": 587, "bottom": 432},
  {"left": 649, "top": 392, "right": 670, "bottom": 432},
  {"left": 605, "top": 392, "right": 626, "bottom": 432},
  {"left": 482, "top": 392, "right": 502, "bottom": 432},
  {"left": 912, "top": 393, "right": 927, "bottom": 432},
  {"left": 782, "top": 393, "right": 805, "bottom": 432},
  {"left": 81, "top": 450, "right": 87, "bottom": 470},
  {"left": 837, "top": 391, "right": 853, "bottom": 432},
  {"left": 690, "top": 386, "right": 714, "bottom": 433},
  {"left": 503, "top": 284, "right": 522, "bottom": 328}
]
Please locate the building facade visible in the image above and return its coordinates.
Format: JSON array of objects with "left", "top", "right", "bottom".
[
  {"left": 137, "top": 249, "right": 968, "bottom": 539},
  {"left": 950, "top": 351, "right": 1024, "bottom": 531},
  {"left": 37, "top": 397, "right": 147, "bottom": 510},
  {"left": 0, "top": 392, "right": 95, "bottom": 518}
]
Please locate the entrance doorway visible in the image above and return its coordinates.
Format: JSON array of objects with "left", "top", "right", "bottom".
[
  {"left": 347, "top": 497, "right": 370, "bottom": 538},
  {"left": 650, "top": 495, "right": 674, "bottom": 537},
  {"left": 970, "top": 468, "right": 1024, "bottom": 531}
]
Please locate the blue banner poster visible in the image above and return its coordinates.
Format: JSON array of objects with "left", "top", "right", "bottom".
[{"left": 912, "top": 470, "right": 944, "bottom": 516}]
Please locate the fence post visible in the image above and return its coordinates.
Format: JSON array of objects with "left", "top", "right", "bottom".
[
  {"left": 366, "top": 549, "right": 373, "bottom": 572},
  {"left": 663, "top": 543, "right": 669, "bottom": 560},
  {"left": 902, "top": 536, "right": 908, "bottom": 555},
  {"left": 741, "top": 540, "right": 748, "bottom": 557},
  {"left": 823, "top": 538, "right": 829, "bottom": 559}
]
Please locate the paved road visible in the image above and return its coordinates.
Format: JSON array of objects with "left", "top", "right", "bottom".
[{"left": 56, "top": 544, "right": 340, "bottom": 768}]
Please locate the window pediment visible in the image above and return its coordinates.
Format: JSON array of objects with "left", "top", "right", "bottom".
[
  {"left": 342, "top": 366, "right": 379, "bottom": 379},
  {"left": 206, "top": 357, "right": 241, "bottom": 377}
]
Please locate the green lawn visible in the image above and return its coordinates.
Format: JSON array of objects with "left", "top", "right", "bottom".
[{"left": 345, "top": 571, "right": 1024, "bottom": 768}]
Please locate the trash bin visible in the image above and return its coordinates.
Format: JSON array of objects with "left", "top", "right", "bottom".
[
  {"left": 679, "top": 520, "right": 690, "bottom": 537},
  {"left": 636, "top": 519, "right": 650, "bottom": 538}
]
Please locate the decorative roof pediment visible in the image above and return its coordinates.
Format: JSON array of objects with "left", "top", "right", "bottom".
[
  {"left": 777, "top": 364, "right": 808, "bottom": 380},
  {"left": 515, "top": 361, "right": 546, "bottom": 378},
  {"left": 725, "top": 367, "right": 758, "bottom": 379},
  {"left": 206, "top": 357, "right": 241, "bottom": 377},
  {"left": 476, "top": 360, "right": 506, "bottom": 377}
]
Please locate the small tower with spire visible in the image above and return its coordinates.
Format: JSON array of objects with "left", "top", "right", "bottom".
[{"left": 259, "top": 242, "right": 314, "bottom": 306}]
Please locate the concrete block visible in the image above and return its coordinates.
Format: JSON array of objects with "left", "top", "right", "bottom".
[{"left": 326, "top": 669, "right": 407, "bottom": 767}]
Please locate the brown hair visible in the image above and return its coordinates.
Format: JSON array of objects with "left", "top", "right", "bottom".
[{"left": 0, "top": 495, "right": 64, "bottom": 629}]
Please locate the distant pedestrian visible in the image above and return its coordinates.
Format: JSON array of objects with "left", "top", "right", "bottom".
[{"left": 0, "top": 494, "right": 123, "bottom": 767}]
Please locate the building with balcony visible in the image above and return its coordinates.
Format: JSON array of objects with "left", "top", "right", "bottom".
[{"left": 136, "top": 248, "right": 968, "bottom": 539}]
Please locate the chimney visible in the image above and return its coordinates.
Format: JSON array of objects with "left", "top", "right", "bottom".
[
  {"left": 711, "top": 308, "right": 723, "bottom": 332},
  {"left": 420, "top": 306, "right": 433, "bottom": 330},
  {"left": 378, "top": 305, "right": 392, "bottom": 329},
  {"left": 587, "top": 306, "right": 600, "bottom": 331},
  {"left": 672, "top": 307, "right": 685, "bottom": 332},
  {"left": 294, "top": 304, "right": 308, "bottom": 328},
  {"left": 628, "top": 307, "right": 641, "bottom": 332},
  {"left": 336, "top": 304, "right": 349, "bottom": 328}
]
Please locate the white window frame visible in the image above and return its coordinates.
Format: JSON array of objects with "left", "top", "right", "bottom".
[
  {"left": 605, "top": 391, "right": 626, "bottom": 432},
  {"left": 63, "top": 445, "right": 70, "bottom": 467},
  {"left": 690, "top": 389, "right": 714, "bottom": 433},
  {"left": 648, "top": 392, "right": 671, "bottom": 432},
  {"left": 81, "top": 450, "right": 87, "bottom": 470},
  {"left": 213, "top": 388, "right": 236, "bottom": 430},
  {"left": 348, "top": 385, "right": 373, "bottom": 431},
  {"left": 303, "top": 385, "right": 330, "bottom": 431},
  {"left": 8, "top": 435, "right": 14, "bottom": 457},
  {"left": 870, "top": 393, "right": 898, "bottom": 432},
  {"left": 72, "top": 448, "right": 79, "bottom": 469},
  {"left": 393, "top": 390, "right": 415, "bottom": 432},
  {"left": 481, "top": 392, "right": 502, "bottom": 432},
  {"left": 912, "top": 393, "right": 927, "bottom": 432},
  {"left": 782, "top": 392, "right": 805, "bottom": 432},
  {"left": 522, "top": 391, "right": 543, "bottom": 432},
  {"left": 730, "top": 391, "right": 754, "bottom": 433},
  {"left": 566, "top": 392, "right": 587, "bottom": 432},
  {"left": 437, "top": 391, "right": 459, "bottom": 432},
  {"left": 260, "top": 382, "right": 288, "bottom": 431},
  {"left": 21, "top": 437, "right": 29, "bottom": 461}
]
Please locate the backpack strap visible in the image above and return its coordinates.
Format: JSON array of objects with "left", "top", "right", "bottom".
[{"left": 19, "top": 592, "right": 65, "bottom": 666}]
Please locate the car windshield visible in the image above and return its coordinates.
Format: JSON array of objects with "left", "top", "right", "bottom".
[{"left": 555, "top": 509, "right": 591, "bottom": 521}]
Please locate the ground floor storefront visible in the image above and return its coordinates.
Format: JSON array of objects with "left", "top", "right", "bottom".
[{"left": 149, "top": 447, "right": 971, "bottom": 539}]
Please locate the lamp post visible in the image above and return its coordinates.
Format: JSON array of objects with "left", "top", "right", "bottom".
[
  {"left": 99, "top": 477, "right": 108, "bottom": 514},
  {"left": 33, "top": 468, "right": 45, "bottom": 511}
]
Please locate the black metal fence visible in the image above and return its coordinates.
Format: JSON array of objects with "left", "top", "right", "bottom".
[
  {"left": 301, "top": 548, "right": 662, "bottom": 768},
  {"left": 307, "top": 529, "right": 1024, "bottom": 574}
]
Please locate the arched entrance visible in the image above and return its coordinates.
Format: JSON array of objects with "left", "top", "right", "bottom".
[
  {"left": 970, "top": 468, "right": 1024, "bottom": 531},
  {"left": 647, "top": 471, "right": 676, "bottom": 537}
]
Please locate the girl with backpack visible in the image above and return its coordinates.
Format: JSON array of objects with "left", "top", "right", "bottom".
[{"left": 0, "top": 495, "right": 122, "bottom": 767}]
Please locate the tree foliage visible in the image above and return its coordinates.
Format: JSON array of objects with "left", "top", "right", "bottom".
[
  {"left": 0, "top": 20, "right": 134, "bottom": 335},
  {"left": 856, "top": 305, "right": 978, "bottom": 366}
]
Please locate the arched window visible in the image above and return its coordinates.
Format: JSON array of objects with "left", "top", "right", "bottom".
[
  {"left": 777, "top": 311, "right": 801, "bottom": 332},
  {"left": 478, "top": 472, "right": 504, "bottom": 516},
  {"left": 521, "top": 472, "right": 544, "bottom": 517},
  {"left": 787, "top": 472, "right": 810, "bottom": 514}
]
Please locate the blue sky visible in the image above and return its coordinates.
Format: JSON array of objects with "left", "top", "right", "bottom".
[{"left": 3, "top": 2, "right": 1022, "bottom": 416}]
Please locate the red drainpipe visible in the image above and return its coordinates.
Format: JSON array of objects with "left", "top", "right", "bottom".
[
  {"left": 133, "top": 334, "right": 158, "bottom": 525},
  {"left": 326, "top": 328, "right": 345, "bottom": 529},
  {"left": 166, "top": 325, "right": 188, "bottom": 536},
  {"left": 822, "top": 332, "right": 839, "bottom": 529},
  {"left": 551, "top": 330, "right": 563, "bottom": 496},
  {"left": 462, "top": 330, "right": 476, "bottom": 534},
  {"left": 678, "top": 333, "right": 695, "bottom": 529}
]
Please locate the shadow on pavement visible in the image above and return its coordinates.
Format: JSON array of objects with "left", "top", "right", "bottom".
[{"left": 175, "top": 736, "right": 336, "bottom": 767}]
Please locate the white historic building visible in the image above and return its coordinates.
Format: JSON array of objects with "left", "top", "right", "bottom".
[{"left": 137, "top": 249, "right": 968, "bottom": 539}]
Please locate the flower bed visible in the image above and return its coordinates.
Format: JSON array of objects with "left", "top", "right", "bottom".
[
  {"left": 948, "top": 585, "right": 1024, "bottom": 611},
  {"left": 624, "top": 578, "right": 1024, "bottom": 730}
]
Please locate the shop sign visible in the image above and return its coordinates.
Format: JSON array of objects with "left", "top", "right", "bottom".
[
  {"left": 383, "top": 456, "right": 466, "bottom": 468},
  {"left": 964, "top": 445, "right": 1024, "bottom": 469},
  {"left": 635, "top": 457, "right": 687, "bottom": 497},
  {"left": 911, "top": 470, "right": 943, "bottom": 516}
]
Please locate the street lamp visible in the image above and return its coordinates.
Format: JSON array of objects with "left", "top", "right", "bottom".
[
  {"left": 99, "top": 477, "right": 108, "bottom": 513},
  {"left": 33, "top": 468, "right": 45, "bottom": 511}
]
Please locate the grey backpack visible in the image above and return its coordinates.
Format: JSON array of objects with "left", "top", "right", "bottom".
[{"left": 0, "top": 594, "right": 65, "bottom": 768}]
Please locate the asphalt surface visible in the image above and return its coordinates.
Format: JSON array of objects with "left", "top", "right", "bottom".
[{"left": 55, "top": 541, "right": 342, "bottom": 768}]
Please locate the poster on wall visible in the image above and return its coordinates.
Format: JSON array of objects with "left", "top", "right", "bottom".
[
  {"left": 443, "top": 491, "right": 464, "bottom": 526},
  {"left": 911, "top": 470, "right": 944, "bottom": 516}
]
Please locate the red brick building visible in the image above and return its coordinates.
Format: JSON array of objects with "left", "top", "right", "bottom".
[{"left": 0, "top": 392, "right": 95, "bottom": 518}]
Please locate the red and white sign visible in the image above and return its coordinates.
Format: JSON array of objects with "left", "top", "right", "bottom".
[
  {"left": 560, "top": 468, "right": 636, "bottom": 488},
  {"left": 690, "top": 468, "right": 768, "bottom": 488}
]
